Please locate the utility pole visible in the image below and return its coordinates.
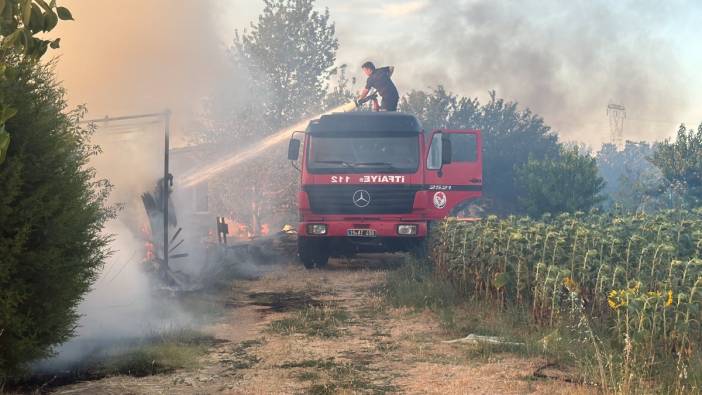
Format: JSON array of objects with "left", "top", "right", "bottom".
[
  {"left": 607, "top": 103, "right": 626, "bottom": 149},
  {"left": 163, "top": 109, "right": 171, "bottom": 273}
]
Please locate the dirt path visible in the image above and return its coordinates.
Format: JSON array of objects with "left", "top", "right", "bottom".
[{"left": 51, "top": 258, "right": 593, "bottom": 394}]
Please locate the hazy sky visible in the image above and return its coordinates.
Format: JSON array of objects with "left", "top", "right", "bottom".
[{"left": 54, "top": 0, "right": 702, "bottom": 147}]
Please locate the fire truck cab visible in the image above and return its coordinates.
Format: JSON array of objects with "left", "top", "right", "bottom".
[{"left": 287, "top": 112, "right": 482, "bottom": 268}]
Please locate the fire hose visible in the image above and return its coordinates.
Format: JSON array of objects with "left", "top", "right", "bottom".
[{"left": 354, "top": 88, "right": 379, "bottom": 110}]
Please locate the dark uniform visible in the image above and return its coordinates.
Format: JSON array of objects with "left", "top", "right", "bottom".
[{"left": 365, "top": 66, "right": 399, "bottom": 111}]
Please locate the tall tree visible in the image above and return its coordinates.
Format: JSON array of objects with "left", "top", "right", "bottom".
[
  {"left": 197, "top": 0, "right": 339, "bottom": 233},
  {"left": 401, "top": 88, "right": 560, "bottom": 214},
  {"left": 651, "top": 123, "right": 702, "bottom": 206},
  {"left": 233, "top": 0, "right": 338, "bottom": 130}
]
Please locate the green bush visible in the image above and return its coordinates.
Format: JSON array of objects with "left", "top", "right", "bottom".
[
  {"left": 515, "top": 147, "right": 604, "bottom": 217},
  {"left": 0, "top": 54, "right": 113, "bottom": 377},
  {"left": 651, "top": 123, "right": 702, "bottom": 206}
]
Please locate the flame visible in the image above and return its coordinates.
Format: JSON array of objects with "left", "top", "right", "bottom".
[
  {"left": 218, "top": 217, "right": 253, "bottom": 239},
  {"left": 145, "top": 241, "right": 155, "bottom": 260},
  {"left": 140, "top": 222, "right": 151, "bottom": 238},
  {"left": 180, "top": 101, "right": 358, "bottom": 188},
  {"left": 140, "top": 222, "right": 155, "bottom": 260}
]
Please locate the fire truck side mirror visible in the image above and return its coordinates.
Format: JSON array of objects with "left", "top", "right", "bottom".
[
  {"left": 287, "top": 139, "right": 301, "bottom": 161},
  {"left": 441, "top": 135, "right": 452, "bottom": 165}
]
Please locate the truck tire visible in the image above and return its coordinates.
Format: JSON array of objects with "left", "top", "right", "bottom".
[{"left": 298, "top": 237, "right": 330, "bottom": 269}]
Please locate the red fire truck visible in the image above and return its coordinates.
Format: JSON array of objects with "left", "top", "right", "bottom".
[{"left": 287, "top": 112, "right": 482, "bottom": 268}]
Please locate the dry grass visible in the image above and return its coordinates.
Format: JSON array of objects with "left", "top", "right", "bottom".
[{"left": 267, "top": 304, "right": 351, "bottom": 338}]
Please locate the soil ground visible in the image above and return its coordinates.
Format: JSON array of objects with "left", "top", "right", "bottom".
[{"left": 48, "top": 257, "right": 595, "bottom": 395}]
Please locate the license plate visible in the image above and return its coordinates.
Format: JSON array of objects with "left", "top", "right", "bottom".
[{"left": 347, "top": 228, "right": 376, "bottom": 237}]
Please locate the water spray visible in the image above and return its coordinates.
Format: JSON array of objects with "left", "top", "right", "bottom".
[{"left": 180, "top": 101, "right": 358, "bottom": 188}]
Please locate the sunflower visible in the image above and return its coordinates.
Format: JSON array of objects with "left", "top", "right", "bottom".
[
  {"left": 608, "top": 290, "right": 625, "bottom": 310},
  {"left": 563, "top": 276, "right": 578, "bottom": 293},
  {"left": 629, "top": 281, "right": 641, "bottom": 293},
  {"left": 608, "top": 298, "right": 618, "bottom": 310}
]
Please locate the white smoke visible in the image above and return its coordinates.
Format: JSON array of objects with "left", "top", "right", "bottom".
[{"left": 34, "top": 219, "right": 194, "bottom": 372}]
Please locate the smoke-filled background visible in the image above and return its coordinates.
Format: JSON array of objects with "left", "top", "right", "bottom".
[{"left": 54, "top": 0, "right": 702, "bottom": 146}]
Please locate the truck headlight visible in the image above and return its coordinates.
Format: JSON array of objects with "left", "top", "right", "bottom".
[
  {"left": 397, "top": 224, "right": 417, "bottom": 235},
  {"left": 307, "top": 224, "right": 328, "bottom": 235}
]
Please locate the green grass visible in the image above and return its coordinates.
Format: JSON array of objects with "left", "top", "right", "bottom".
[
  {"left": 268, "top": 305, "right": 350, "bottom": 338},
  {"left": 97, "top": 343, "right": 201, "bottom": 377},
  {"left": 382, "top": 258, "right": 462, "bottom": 311},
  {"left": 90, "top": 329, "right": 217, "bottom": 377}
]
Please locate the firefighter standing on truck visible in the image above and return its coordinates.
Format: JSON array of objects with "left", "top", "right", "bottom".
[{"left": 358, "top": 61, "right": 399, "bottom": 111}]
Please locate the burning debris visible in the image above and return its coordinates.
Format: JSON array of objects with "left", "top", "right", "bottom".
[
  {"left": 141, "top": 175, "right": 191, "bottom": 288},
  {"left": 140, "top": 176, "right": 297, "bottom": 291}
]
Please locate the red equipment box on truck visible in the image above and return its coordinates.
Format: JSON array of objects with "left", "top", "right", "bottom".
[{"left": 287, "top": 112, "right": 482, "bottom": 268}]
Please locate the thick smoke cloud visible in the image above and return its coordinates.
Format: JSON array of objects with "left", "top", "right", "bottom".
[{"left": 336, "top": 0, "right": 689, "bottom": 145}]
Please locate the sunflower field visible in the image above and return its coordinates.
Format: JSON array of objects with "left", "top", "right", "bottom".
[{"left": 430, "top": 208, "right": 702, "bottom": 391}]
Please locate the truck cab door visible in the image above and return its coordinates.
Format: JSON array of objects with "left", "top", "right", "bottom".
[{"left": 424, "top": 129, "right": 483, "bottom": 218}]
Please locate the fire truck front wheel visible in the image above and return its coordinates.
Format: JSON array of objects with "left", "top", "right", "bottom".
[{"left": 298, "top": 237, "right": 330, "bottom": 269}]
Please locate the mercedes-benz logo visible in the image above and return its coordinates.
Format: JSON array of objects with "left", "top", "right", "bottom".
[{"left": 352, "top": 189, "right": 371, "bottom": 208}]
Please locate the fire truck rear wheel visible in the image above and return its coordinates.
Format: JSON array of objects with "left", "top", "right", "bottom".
[{"left": 298, "top": 237, "right": 330, "bottom": 269}]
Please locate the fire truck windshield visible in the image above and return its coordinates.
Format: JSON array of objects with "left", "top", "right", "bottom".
[{"left": 307, "top": 132, "right": 419, "bottom": 174}]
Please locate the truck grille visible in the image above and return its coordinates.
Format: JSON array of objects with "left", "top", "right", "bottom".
[{"left": 304, "top": 185, "right": 420, "bottom": 215}]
